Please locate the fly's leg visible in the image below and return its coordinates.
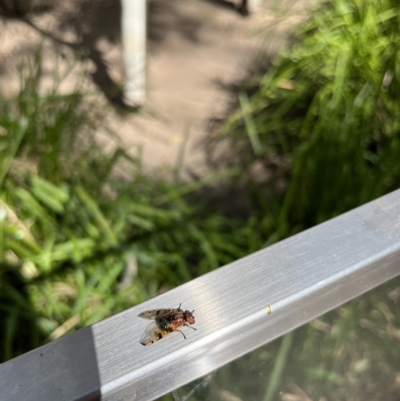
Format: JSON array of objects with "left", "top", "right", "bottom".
[
  {"left": 176, "top": 330, "right": 187, "bottom": 339},
  {"left": 184, "top": 324, "right": 197, "bottom": 331}
]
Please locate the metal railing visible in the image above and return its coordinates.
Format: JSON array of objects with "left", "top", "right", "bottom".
[{"left": 2, "top": 190, "right": 400, "bottom": 401}]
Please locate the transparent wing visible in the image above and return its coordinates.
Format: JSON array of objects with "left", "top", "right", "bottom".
[
  {"left": 138, "top": 308, "right": 176, "bottom": 320},
  {"left": 139, "top": 321, "right": 170, "bottom": 346}
]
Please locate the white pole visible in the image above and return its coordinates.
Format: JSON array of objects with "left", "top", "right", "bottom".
[
  {"left": 248, "top": 0, "right": 262, "bottom": 13},
  {"left": 121, "top": 0, "right": 147, "bottom": 106}
]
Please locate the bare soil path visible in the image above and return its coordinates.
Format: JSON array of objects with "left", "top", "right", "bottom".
[{"left": 0, "top": 0, "right": 311, "bottom": 178}]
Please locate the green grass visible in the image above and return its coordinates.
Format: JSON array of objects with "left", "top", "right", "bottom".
[
  {"left": 215, "top": 0, "right": 400, "bottom": 240},
  {"left": 0, "top": 49, "right": 260, "bottom": 362}
]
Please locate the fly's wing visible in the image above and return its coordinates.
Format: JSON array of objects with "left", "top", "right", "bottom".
[
  {"left": 138, "top": 308, "right": 176, "bottom": 320},
  {"left": 139, "top": 321, "right": 170, "bottom": 346}
]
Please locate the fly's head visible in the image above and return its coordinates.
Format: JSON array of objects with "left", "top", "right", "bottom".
[{"left": 184, "top": 310, "right": 195, "bottom": 325}]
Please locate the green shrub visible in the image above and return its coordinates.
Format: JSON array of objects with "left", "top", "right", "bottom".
[{"left": 217, "top": 0, "right": 400, "bottom": 240}]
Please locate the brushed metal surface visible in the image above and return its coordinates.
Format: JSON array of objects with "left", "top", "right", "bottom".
[{"left": 2, "top": 190, "right": 400, "bottom": 401}]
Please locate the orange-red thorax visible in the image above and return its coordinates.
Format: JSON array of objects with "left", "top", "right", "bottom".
[{"left": 160, "top": 309, "right": 195, "bottom": 331}]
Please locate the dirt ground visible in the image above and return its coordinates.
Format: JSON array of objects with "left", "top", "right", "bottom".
[{"left": 0, "top": 0, "right": 311, "bottom": 178}]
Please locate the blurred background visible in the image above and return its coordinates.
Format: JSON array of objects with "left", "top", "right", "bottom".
[{"left": 1, "top": 0, "right": 400, "bottom": 400}]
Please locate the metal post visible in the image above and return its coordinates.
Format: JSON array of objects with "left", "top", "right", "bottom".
[
  {"left": 248, "top": 0, "right": 262, "bottom": 13},
  {"left": 121, "top": 0, "right": 147, "bottom": 106}
]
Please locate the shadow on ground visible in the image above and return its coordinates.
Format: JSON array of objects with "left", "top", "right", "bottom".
[{"left": 0, "top": 0, "right": 248, "bottom": 109}]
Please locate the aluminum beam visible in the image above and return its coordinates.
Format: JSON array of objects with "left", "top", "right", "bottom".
[{"left": 2, "top": 190, "right": 400, "bottom": 401}]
